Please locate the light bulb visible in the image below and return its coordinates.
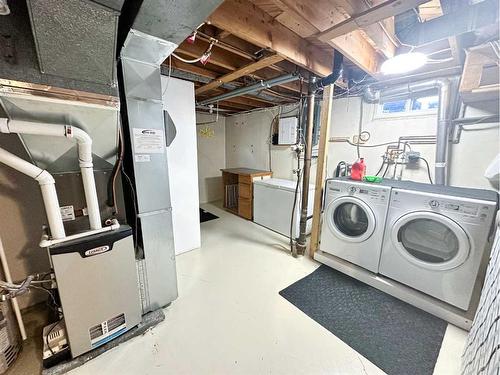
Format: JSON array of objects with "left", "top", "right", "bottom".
[{"left": 380, "top": 52, "right": 427, "bottom": 75}]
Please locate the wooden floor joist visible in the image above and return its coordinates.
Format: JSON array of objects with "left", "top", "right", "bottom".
[
  {"left": 196, "top": 54, "right": 284, "bottom": 95},
  {"left": 207, "top": 0, "right": 334, "bottom": 77}
]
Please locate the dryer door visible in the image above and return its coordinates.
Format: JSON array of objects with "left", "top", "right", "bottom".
[
  {"left": 391, "top": 212, "right": 471, "bottom": 271},
  {"left": 326, "top": 196, "right": 376, "bottom": 243}
]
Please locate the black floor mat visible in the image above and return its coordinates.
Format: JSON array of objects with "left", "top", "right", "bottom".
[
  {"left": 279, "top": 265, "right": 447, "bottom": 375},
  {"left": 200, "top": 208, "right": 219, "bottom": 223}
]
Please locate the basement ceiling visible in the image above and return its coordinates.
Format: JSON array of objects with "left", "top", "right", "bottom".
[{"left": 166, "top": 0, "right": 499, "bottom": 114}]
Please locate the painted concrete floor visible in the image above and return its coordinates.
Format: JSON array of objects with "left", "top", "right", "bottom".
[{"left": 64, "top": 202, "right": 467, "bottom": 375}]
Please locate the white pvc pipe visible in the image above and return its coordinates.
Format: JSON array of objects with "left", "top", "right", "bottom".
[
  {"left": 39, "top": 219, "right": 120, "bottom": 248},
  {"left": 0, "top": 119, "right": 102, "bottom": 230},
  {"left": 0, "top": 236, "right": 27, "bottom": 340},
  {"left": 0, "top": 147, "right": 66, "bottom": 239}
]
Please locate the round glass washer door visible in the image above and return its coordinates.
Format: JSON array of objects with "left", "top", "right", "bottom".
[
  {"left": 391, "top": 211, "right": 470, "bottom": 271},
  {"left": 326, "top": 196, "right": 376, "bottom": 243}
]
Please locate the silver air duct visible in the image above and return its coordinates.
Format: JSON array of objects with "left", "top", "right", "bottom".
[{"left": 118, "top": 0, "right": 223, "bottom": 312}]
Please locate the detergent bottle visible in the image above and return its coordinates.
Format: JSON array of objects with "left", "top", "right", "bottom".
[{"left": 351, "top": 158, "right": 366, "bottom": 181}]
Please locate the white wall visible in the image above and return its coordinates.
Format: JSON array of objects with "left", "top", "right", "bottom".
[
  {"left": 196, "top": 112, "right": 226, "bottom": 203},
  {"left": 225, "top": 105, "right": 317, "bottom": 182},
  {"left": 328, "top": 97, "right": 437, "bottom": 183},
  {"left": 162, "top": 76, "right": 201, "bottom": 255},
  {"left": 224, "top": 97, "right": 499, "bottom": 191}
]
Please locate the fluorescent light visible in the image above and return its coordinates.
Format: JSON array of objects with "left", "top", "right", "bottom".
[{"left": 380, "top": 52, "right": 427, "bottom": 75}]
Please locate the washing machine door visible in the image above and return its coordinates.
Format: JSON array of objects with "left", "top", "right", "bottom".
[
  {"left": 391, "top": 211, "right": 470, "bottom": 270},
  {"left": 326, "top": 196, "right": 376, "bottom": 243}
]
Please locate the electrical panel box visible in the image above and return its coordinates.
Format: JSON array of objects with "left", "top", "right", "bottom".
[{"left": 278, "top": 117, "right": 298, "bottom": 145}]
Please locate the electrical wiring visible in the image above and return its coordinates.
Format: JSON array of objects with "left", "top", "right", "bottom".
[
  {"left": 46, "top": 318, "right": 63, "bottom": 356},
  {"left": 172, "top": 41, "right": 214, "bottom": 64},
  {"left": 418, "top": 157, "right": 434, "bottom": 184}
]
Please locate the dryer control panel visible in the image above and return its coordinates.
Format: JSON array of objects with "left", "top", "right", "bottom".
[{"left": 390, "top": 189, "right": 496, "bottom": 225}]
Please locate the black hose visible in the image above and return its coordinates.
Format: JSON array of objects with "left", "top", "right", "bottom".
[
  {"left": 315, "top": 53, "right": 343, "bottom": 90},
  {"left": 375, "top": 158, "right": 386, "bottom": 176},
  {"left": 419, "top": 157, "right": 434, "bottom": 184}
]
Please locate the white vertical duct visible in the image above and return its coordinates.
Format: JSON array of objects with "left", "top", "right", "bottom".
[
  {"left": 0, "top": 147, "right": 65, "bottom": 239},
  {"left": 0, "top": 119, "right": 102, "bottom": 229}
]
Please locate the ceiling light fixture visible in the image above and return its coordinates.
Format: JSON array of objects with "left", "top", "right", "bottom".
[
  {"left": 0, "top": 0, "right": 10, "bottom": 15},
  {"left": 380, "top": 52, "right": 427, "bottom": 75}
]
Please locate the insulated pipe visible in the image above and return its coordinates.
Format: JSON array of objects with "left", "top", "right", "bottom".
[
  {"left": 0, "top": 236, "right": 27, "bottom": 340},
  {"left": 0, "top": 147, "right": 66, "bottom": 239},
  {"left": 296, "top": 75, "right": 317, "bottom": 256},
  {"left": 198, "top": 73, "right": 300, "bottom": 106},
  {"left": 364, "top": 78, "right": 453, "bottom": 185},
  {"left": 0, "top": 119, "right": 102, "bottom": 229}
]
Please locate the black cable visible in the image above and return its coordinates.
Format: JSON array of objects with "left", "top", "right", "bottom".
[
  {"left": 419, "top": 157, "right": 434, "bottom": 184},
  {"left": 382, "top": 162, "right": 391, "bottom": 178},
  {"left": 375, "top": 158, "right": 386, "bottom": 176}
]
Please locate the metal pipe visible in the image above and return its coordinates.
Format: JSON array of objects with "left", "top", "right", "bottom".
[
  {"left": 364, "top": 78, "right": 453, "bottom": 185},
  {"left": 198, "top": 73, "right": 300, "bottom": 106},
  {"left": 0, "top": 236, "right": 27, "bottom": 340},
  {"left": 0, "top": 147, "right": 66, "bottom": 239},
  {"left": 0, "top": 119, "right": 102, "bottom": 229},
  {"left": 296, "top": 75, "right": 317, "bottom": 256}
]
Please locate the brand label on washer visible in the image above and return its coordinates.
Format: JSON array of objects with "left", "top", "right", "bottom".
[{"left": 85, "top": 245, "right": 110, "bottom": 257}]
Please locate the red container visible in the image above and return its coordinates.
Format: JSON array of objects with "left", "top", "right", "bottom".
[{"left": 351, "top": 158, "right": 366, "bottom": 181}]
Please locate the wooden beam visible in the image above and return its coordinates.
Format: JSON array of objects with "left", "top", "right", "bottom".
[
  {"left": 167, "top": 59, "right": 219, "bottom": 80},
  {"left": 207, "top": 0, "right": 334, "bottom": 77},
  {"left": 317, "top": 0, "right": 429, "bottom": 41},
  {"left": 309, "top": 84, "right": 334, "bottom": 257},
  {"left": 196, "top": 54, "right": 284, "bottom": 95},
  {"left": 272, "top": 0, "right": 382, "bottom": 74}
]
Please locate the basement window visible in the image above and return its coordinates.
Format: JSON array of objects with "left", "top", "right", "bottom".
[{"left": 376, "top": 95, "right": 439, "bottom": 117}]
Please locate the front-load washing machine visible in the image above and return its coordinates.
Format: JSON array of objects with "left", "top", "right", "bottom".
[
  {"left": 319, "top": 179, "right": 391, "bottom": 273},
  {"left": 379, "top": 186, "right": 498, "bottom": 310}
]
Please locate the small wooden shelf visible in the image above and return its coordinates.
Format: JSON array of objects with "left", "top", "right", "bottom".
[{"left": 221, "top": 168, "right": 272, "bottom": 220}]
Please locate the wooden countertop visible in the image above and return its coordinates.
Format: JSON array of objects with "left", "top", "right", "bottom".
[{"left": 221, "top": 168, "right": 272, "bottom": 177}]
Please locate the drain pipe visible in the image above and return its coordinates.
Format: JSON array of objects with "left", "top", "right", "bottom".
[
  {"left": 295, "top": 75, "right": 317, "bottom": 256},
  {"left": 365, "top": 78, "right": 452, "bottom": 185},
  {"left": 0, "top": 147, "right": 65, "bottom": 239},
  {"left": 0, "top": 119, "right": 102, "bottom": 229}
]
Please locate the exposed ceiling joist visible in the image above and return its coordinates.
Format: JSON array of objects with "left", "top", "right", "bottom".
[
  {"left": 272, "top": 0, "right": 382, "bottom": 74},
  {"left": 332, "top": 0, "right": 398, "bottom": 59},
  {"left": 317, "top": 0, "right": 429, "bottom": 41},
  {"left": 196, "top": 54, "right": 284, "bottom": 95},
  {"left": 207, "top": 0, "right": 334, "bottom": 77}
]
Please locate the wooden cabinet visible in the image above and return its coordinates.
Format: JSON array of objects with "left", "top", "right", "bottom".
[{"left": 221, "top": 168, "right": 272, "bottom": 220}]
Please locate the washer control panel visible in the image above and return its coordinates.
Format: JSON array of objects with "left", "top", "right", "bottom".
[{"left": 327, "top": 181, "right": 389, "bottom": 204}]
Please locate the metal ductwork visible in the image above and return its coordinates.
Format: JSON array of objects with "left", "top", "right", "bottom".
[
  {"left": 26, "top": 0, "right": 121, "bottom": 86},
  {"left": 117, "top": 0, "right": 223, "bottom": 313},
  {"left": 364, "top": 78, "right": 456, "bottom": 185}
]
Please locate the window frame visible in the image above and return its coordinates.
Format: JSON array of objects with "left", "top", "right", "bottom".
[{"left": 374, "top": 95, "right": 439, "bottom": 119}]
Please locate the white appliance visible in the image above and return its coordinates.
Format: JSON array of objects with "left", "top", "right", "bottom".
[
  {"left": 379, "top": 187, "right": 498, "bottom": 310},
  {"left": 319, "top": 179, "right": 391, "bottom": 273},
  {"left": 161, "top": 76, "right": 201, "bottom": 255},
  {"left": 253, "top": 178, "right": 314, "bottom": 238}
]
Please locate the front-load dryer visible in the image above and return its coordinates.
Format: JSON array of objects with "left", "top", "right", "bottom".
[
  {"left": 379, "top": 187, "right": 498, "bottom": 310},
  {"left": 319, "top": 179, "right": 391, "bottom": 273}
]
